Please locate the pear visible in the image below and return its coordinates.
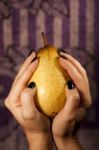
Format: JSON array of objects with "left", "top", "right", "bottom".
[{"left": 28, "top": 33, "right": 70, "bottom": 117}]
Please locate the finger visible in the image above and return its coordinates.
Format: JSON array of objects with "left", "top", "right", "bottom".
[
  {"left": 59, "top": 57, "right": 85, "bottom": 92},
  {"left": 16, "top": 51, "right": 36, "bottom": 78},
  {"left": 52, "top": 85, "right": 80, "bottom": 137},
  {"left": 59, "top": 58, "right": 91, "bottom": 107},
  {"left": 66, "top": 79, "right": 91, "bottom": 108},
  {"left": 5, "top": 96, "right": 22, "bottom": 123},
  {"left": 21, "top": 83, "right": 38, "bottom": 119},
  {"left": 63, "top": 84, "right": 80, "bottom": 121},
  {"left": 59, "top": 51, "right": 89, "bottom": 88},
  {"left": 13, "top": 51, "right": 36, "bottom": 86},
  {"left": 10, "top": 58, "right": 39, "bottom": 100},
  {"left": 66, "top": 81, "right": 87, "bottom": 122}
]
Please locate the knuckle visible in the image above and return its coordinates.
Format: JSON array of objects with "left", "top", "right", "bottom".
[
  {"left": 72, "top": 92, "right": 80, "bottom": 102},
  {"left": 89, "top": 100, "right": 92, "bottom": 106},
  {"left": 80, "top": 75, "right": 83, "bottom": 81},
  {"left": 77, "top": 108, "right": 86, "bottom": 121},
  {"left": 84, "top": 95, "right": 92, "bottom": 108},
  {"left": 22, "top": 111, "right": 36, "bottom": 120},
  {"left": 21, "top": 89, "right": 30, "bottom": 99},
  {"left": 29, "top": 67, "right": 34, "bottom": 74},
  {"left": 74, "top": 94, "right": 79, "bottom": 100},
  {"left": 5, "top": 95, "right": 17, "bottom": 111},
  {"left": 73, "top": 75, "right": 83, "bottom": 84},
  {"left": 77, "top": 76, "right": 83, "bottom": 82},
  {"left": 69, "top": 112, "right": 77, "bottom": 121},
  {"left": 87, "top": 99, "right": 92, "bottom": 108},
  {"left": 5, "top": 97, "right": 10, "bottom": 109},
  {"left": 69, "top": 87, "right": 79, "bottom": 97},
  {"left": 21, "top": 88, "right": 35, "bottom": 100},
  {"left": 82, "top": 68, "right": 87, "bottom": 75}
]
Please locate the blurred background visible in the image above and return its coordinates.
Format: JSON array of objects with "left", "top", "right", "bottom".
[{"left": 0, "top": 0, "right": 99, "bottom": 150}]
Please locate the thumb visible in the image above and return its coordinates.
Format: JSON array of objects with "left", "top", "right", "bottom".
[
  {"left": 21, "top": 82, "right": 38, "bottom": 119},
  {"left": 63, "top": 80, "right": 80, "bottom": 120}
]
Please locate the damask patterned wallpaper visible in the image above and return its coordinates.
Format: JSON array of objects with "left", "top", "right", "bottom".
[{"left": 0, "top": 0, "right": 99, "bottom": 150}]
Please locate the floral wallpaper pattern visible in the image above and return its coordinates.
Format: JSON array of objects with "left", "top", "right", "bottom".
[{"left": 0, "top": 0, "right": 99, "bottom": 149}]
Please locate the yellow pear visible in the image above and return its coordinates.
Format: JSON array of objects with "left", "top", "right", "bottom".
[{"left": 28, "top": 33, "right": 70, "bottom": 117}]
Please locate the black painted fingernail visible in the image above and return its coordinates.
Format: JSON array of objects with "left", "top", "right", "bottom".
[
  {"left": 60, "top": 55, "right": 66, "bottom": 59},
  {"left": 67, "top": 80, "right": 75, "bottom": 89},
  {"left": 57, "top": 48, "right": 68, "bottom": 55},
  {"left": 31, "top": 56, "right": 38, "bottom": 63},
  {"left": 28, "top": 50, "right": 35, "bottom": 56},
  {"left": 27, "top": 82, "right": 36, "bottom": 88}
]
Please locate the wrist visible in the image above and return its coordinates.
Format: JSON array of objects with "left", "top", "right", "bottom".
[
  {"left": 25, "top": 131, "right": 53, "bottom": 150},
  {"left": 53, "top": 136, "right": 83, "bottom": 150}
]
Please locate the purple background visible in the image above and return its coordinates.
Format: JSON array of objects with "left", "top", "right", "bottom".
[{"left": 0, "top": 0, "right": 99, "bottom": 149}]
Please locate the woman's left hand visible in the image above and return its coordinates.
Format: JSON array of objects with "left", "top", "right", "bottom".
[
  {"left": 59, "top": 50, "right": 91, "bottom": 108},
  {"left": 52, "top": 50, "right": 92, "bottom": 149}
]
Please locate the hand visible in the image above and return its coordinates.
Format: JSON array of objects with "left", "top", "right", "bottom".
[
  {"left": 58, "top": 50, "right": 91, "bottom": 108},
  {"left": 52, "top": 50, "right": 92, "bottom": 149},
  {"left": 5, "top": 51, "right": 52, "bottom": 150}
]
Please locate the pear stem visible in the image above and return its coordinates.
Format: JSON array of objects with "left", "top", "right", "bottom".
[{"left": 42, "top": 32, "right": 48, "bottom": 46}]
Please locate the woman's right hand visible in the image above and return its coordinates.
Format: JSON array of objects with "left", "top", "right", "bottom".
[{"left": 5, "top": 51, "right": 52, "bottom": 150}]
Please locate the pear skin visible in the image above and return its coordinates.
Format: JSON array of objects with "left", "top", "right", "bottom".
[{"left": 28, "top": 45, "right": 70, "bottom": 117}]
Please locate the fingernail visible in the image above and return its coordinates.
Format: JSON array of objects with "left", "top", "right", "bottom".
[
  {"left": 60, "top": 55, "right": 66, "bottom": 59},
  {"left": 31, "top": 56, "right": 38, "bottom": 63},
  {"left": 28, "top": 50, "right": 34, "bottom": 56},
  {"left": 67, "top": 80, "right": 75, "bottom": 89},
  {"left": 57, "top": 48, "right": 68, "bottom": 55},
  {"left": 27, "top": 82, "right": 36, "bottom": 88}
]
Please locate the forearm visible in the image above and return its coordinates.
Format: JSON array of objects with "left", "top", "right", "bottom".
[
  {"left": 25, "top": 132, "right": 53, "bottom": 150},
  {"left": 54, "top": 136, "right": 83, "bottom": 150}
]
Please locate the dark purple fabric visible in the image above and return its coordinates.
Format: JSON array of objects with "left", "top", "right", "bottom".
[
  {"left": 94, "top": 0, "right": 99, "bottom": 128},
  {"left": 28, "top": 14, "right": 36, "bottom": 50},
  {"left": 62, "top": 0, "right": 70, "bottom": 48},
  {"left": 62, "top": 15, "right": 70, "bottom": 48},
  {"left": 12, "top": 8, "right": 20, "bottom": 46},
  {"left": 79, "top": 0, "right": 86, "bottom": 48},
  {"left": 0, "top": 19, "right": 4, "bottom": 54},
  {"left": 45, "top": 15, "right": 54, "bottom": 45},
  {"left": 0, "top": 0, "right": 99, "bottom": 149}
]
